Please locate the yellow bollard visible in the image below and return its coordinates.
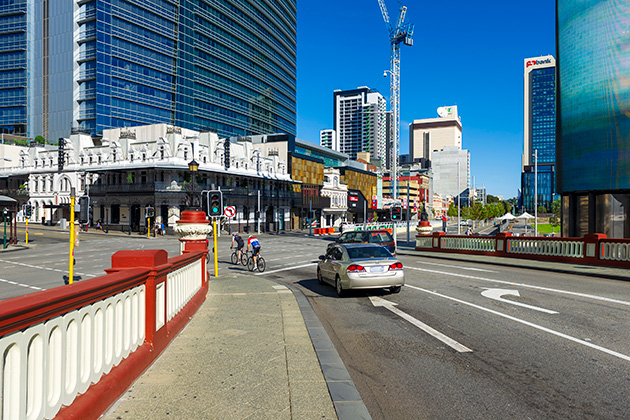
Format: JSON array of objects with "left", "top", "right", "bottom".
[
  {"left": 69, "top": 196, "right": 75, "bottom": 284},
  {"left": 213, "top": 218, "right": 218, "bottom": 277}
]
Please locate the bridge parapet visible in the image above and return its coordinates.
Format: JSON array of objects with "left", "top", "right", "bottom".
[
  {"left": 416, "top": 230, "right": 630, "bottom": 269},
  {"left": 0, "top": 246, "right": 208, "bottom": 420}
]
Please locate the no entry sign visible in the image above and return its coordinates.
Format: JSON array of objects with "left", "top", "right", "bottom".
[{"left": 224, "top": 206, "right": 236, "bottom": 218}]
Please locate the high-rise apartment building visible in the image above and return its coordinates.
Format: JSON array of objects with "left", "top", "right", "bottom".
[
  {"left": 332, "top": 87, "right": 387, "bottom": 162},
  {"left": 319, "top": 129, "right": 337, "bottom": 150},
  {"left": 522, "top": 55, "right": 556, "bottom": 213},
  {"left": 0, "top": 0, "right": 297, "bottom": 141},
  {"left": 409, "top": 106, "right": 462, "bottom": 166},
  {"left": 431, "top": 146, "right": 470, "bottom": 202},
  {"left": 557, "top": 1, "right": 630, "bottom": 238}
]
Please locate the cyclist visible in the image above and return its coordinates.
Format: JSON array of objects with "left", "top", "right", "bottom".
[
  {"left": 247, "top": 234, "right": 261, "bottom": 270},
  {"left": 231, "top": 233, "right": 245, "bottom": 263}
]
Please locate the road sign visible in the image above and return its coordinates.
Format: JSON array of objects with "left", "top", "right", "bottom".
[{"left": 224, "top": 206, "right": 236, "bottom": 218}]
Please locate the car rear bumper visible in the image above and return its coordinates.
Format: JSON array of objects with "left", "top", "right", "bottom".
[{"left": 344, "top": 271, "right": 405, "bottom": 289}]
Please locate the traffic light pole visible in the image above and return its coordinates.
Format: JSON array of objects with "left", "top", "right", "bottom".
[
  {"left": 25, "top": 217, "right": 28, "bottom": 245},
  {"left": 212, "top": 217, "right": 218, "bottom": 277}
]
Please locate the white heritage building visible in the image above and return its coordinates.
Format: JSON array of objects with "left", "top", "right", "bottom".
[{"left": 0, "top": 124, "right": 293, "bottom": 231}]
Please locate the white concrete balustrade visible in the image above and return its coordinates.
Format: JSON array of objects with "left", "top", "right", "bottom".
[
  {"left": 600, "top": 242, "right": 630, "bottom": 262},
  {"left": 507, "top": 239, "right": 584, "bottom": 258},
  {"left": 0, "top": 285, "right": 145, "bottom": 420},
  {"left": 441, "top": 236, "right": 496, "bottom": 252},
  {"left": 167, "top": 258, "right": 202, "bottom": 322}
]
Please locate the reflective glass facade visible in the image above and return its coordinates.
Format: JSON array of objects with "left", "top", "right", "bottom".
[
  {"left": 13, "top": 0, "right": 296, "bottom": 141},
  {"left": 557, "top": 0, "right": 630, "bottom": 193},
  {"left": 0, "top": 0, "right": 30, "bottom": 135},
  {"left": 522, "top": 62, "right": 556, "bottom": 212},
  {"left": 80, "top": 0, "right": 297, "bottom": 138}
]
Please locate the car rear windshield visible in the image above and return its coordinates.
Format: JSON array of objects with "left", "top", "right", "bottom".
[
  {"left": 347, "top": 246, "right": 392, "bottom": 259},
  {"left": 367, "top": 232, "right": 393, "bottom": 243}
]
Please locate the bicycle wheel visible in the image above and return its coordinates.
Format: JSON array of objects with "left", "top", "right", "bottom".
[
  {"left": 257, "top": 257, "right": 265, "bottom": 272},
  {"left": 231, "top": 252, "right": 238, "bottom": 265},
  {"left": 247, "top": 255, "right": 255, "bottom": 271},
  {"left": 241, "top": 252, "right": 249, "bottom": 266}
]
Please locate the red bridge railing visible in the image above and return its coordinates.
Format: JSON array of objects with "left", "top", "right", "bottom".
[
  {"left": 416, "top": 232, "right": 630, "bottom": 269},
  {"left": 0, "top": 247, "right": 208, "bottom": 420}
]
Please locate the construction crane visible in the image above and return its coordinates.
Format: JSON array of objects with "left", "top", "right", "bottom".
[{"left": 378, "top": 0, "right": 414, "bottom": 201}]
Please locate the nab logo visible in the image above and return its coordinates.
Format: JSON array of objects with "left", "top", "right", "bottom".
[{"left": 527, "top": 58, "right": 552, "bottom": 68}]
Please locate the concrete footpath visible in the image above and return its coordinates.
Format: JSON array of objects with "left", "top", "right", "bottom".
[{"left": 101, "top": 271, "right": 371, "bottom": 420}]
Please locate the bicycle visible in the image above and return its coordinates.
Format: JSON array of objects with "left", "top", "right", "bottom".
[
  {"left": 230, "top": 248, "right": 248, "bottom": 266},
  {"left": 247, "top": 253, "right": 265, "bottom": 272}
]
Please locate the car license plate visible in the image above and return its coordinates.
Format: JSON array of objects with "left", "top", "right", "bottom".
[{"left": 370, "top": 266, "right": 385, "bottom": 273}]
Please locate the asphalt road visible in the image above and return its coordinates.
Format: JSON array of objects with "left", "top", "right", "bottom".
[
  {"left": 2, "top": 231, "right": 629, "bottom": 419},
  {"left": 250, "top": 235, "right": 630, "bottom": 420}
]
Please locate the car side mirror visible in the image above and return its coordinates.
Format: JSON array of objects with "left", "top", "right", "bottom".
[{"left": 319, "top": 255, "right": 325, "bottom": 261}]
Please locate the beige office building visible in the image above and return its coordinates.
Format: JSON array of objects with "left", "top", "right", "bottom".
[{"left": 409, "top": 106, "right": 462, "bottom": 163}]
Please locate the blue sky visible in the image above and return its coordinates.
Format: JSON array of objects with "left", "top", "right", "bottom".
[{"left": 296, "top": 0, "right": 555, "bottom": 199}]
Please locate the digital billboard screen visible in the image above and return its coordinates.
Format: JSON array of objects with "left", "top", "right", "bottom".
[{"left": 557, "top": 0, "right": 630, "bottom": 193}]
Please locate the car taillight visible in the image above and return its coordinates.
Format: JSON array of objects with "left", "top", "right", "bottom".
[
  {"left": 347, "top": 264, "right": 366, "bottom": 273},
  {"left": 389, "top": 262, "right": 403, "bottom": 271}
]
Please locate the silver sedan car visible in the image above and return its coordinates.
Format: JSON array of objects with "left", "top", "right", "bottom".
[{"left": 317, "top": 243, "right": 405, "bottom": 296}]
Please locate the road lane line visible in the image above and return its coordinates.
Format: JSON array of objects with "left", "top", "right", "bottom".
[
  {"left": 416, "top": 261, "right": 497, "bottom": 272},
  {"left": 254, "top": 262, "right": 317, "bottom": 275},
  {"left": 370, "top": 296, "right": 472, "bottom": 352},
  {"left": 0, "top": 278, "right": 45, "bottom": 291},
  {"left": 405, "top": 284, "right": 630, "bottom": 363},
  {"left": 408, "top": 267, "right": 630, "bottom": 306}
]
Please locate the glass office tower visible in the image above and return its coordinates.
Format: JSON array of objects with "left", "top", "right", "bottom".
[
  {"left": 557, "top": 0, "right": 630, "bottom": 238},
  {"left": 0, "top": 0, "right": 32, "bottom": 136},
  {"left": 3, "top": 0, "right": 296, "bottom": 141},
  {"left": 522, "top": 55, "right": 556, "bottom": 213}
]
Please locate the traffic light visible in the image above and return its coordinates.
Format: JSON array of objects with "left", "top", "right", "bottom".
[
  {"left": 24, "top": 204, "right": 32, "bottom": 218},
  {"left": 79, "top": 196, "right": 90, "bottom": 223},
  {"left": 224, "top": 140, "right": 230, "bottom": 169},
  {"left": 145, "top": 206, "right": 155, "bottom": 218},
  {"left": 208, "top": 190, "right": 223, "bottom": 217},
  {"left": 391, "top": 206, "right": 402, "bottom": 220}
]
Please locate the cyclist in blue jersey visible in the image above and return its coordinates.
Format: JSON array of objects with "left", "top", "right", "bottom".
[{"left": 247, "top": 235, "right": 261, "bottom": 270}]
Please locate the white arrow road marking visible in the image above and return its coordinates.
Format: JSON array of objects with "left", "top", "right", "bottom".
[
  {"left": 369, "top": 296, "right": 472, "bottom": 353},
  {"left": 408, "top": 267, "right": 630, "bottom": 306},
  {"left": 406, "top": 284, "right": 630, "bottom": 363},
  {"left": 481, "top": 288, "right": 558, "bottom": 314}
]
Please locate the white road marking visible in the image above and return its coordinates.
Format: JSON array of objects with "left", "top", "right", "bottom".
[
  {"left": 254, "top": 262, "right": 317, "bottom": 275},
  {"left": 0, "top": 259, "right": 91, "bottom": 277},
  {"left": 370, "top": 296, "right": 472, "bottom": 353},
  {"left": 405, "top": 284, "right": 630, "bottom": 363},
  {"left": 0, "top": 278, "right": 45, "bottom": 291},
  {"left": 417, "top": 261, "right": 497, "bottom": 272},
  {"left": 408, "top": 267, "right": 630, "bottom": 306},
  {"left": 481, "top": 288, "right": 558, "bottom": 314}
]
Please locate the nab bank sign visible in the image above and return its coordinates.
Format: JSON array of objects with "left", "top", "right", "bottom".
[{"left": 526, "top": 58, "right": 552, "bottom": 68}]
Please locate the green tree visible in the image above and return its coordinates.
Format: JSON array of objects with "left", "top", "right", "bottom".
[
  {"left": 34, "top": 135, "right": 46, "bottom": 144},
  {"left": 447, "top": 202, "right": 458, "bottom": 218}
]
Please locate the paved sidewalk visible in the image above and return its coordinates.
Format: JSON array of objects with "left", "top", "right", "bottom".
[{"left": 101, "top": 272, "right": 367, "bottom": 420}]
